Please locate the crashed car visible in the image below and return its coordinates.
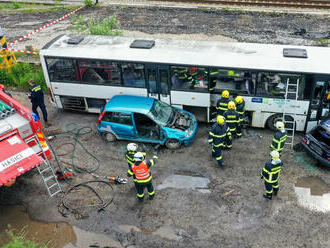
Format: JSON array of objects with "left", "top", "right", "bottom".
[
  {"left": 97, "top": 95, "right": 198, "bottom": 149},
  {"left": 301, "top": 118, "right": 330, "bottom": 167}
]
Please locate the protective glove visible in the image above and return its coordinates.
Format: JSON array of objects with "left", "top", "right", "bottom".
[
  {"left": 153, "top": 155, "right": 158, "bottom": 160},
  {"left": 228, "top": 135, "right": 232, "bottom": 141}
]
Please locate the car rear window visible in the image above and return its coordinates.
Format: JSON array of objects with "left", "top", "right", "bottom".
[{"left": 311, "top": 126, "right": 330, "bottom": 148}]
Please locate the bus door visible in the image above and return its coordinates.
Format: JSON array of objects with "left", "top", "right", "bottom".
[
  {"left": 146, "top": 66, "right": 171, "bottom": 104},
  {"left": 306, "top": 79, "right": 330, "bottom": 132}
]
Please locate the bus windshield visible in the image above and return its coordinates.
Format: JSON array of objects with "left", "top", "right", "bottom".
[{"left": 148, "top": 100, "right": 174, "bottom": 126}]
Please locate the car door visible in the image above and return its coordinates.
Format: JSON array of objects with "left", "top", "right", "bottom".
[
  {"left": 133, "top": 112, "right": 161, "bottom": 143},
  {"left": 103, "top": 111, "right": 137, "bottom": 140}
]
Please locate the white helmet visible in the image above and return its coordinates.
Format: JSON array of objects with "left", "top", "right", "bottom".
[
  {"left": 270, "top": 150, "right": 280, "bottom": 159},
  {"left": 275, "top": 121, "right": 285, "bottom": 130},
  {"left": 134, "top": 152, "right": 144, "bottom": 161},
  {"left": 127, "top": 143, "right": 138, "bottom": 152}
]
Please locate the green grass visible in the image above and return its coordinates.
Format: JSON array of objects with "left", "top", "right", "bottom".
[
  {"left": 70, "top": 14, "right": 123, "bottom": 36},
  {"left": 2, "top": 230, "right": 48, "bottom": 248},
  {"left": 0, "top": 62, "right": 46, "bottom": 91}
]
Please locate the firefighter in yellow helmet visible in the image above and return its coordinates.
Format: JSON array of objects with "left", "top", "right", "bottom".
[
  {"left": 223, "top": 101, "right": 239, "bottom": 147},
  {"left": 260, "top": 150, "right": 283, "bottom": 200},
  {"left": 270, "top": 121, "right": 287, "bottom": 155},
  {"left": 216, "top": 90, "right": 230, "bottom": 116},
  {"left": 208, "top": 115, "right": 232, "bottom": 167},
  {"left": 234, "top": 96, "right": 246, "bottom": 138}
]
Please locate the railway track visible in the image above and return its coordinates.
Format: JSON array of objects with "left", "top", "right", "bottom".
[{"left": 149, "top": 0, "right": 330, "bottom": 9}]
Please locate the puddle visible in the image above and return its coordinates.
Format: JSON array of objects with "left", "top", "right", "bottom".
[
  {"left": 157, "top": 174, "right": 211, "bottom": 193},
  {"left": 119, "top": 225, "right": 182, "bottom": 241},
  {"left": 0, "top": 205, "right": 121, "bottom": 248},
  {"left": 294, "top": 176, "right": 330, "bottom": 212}
]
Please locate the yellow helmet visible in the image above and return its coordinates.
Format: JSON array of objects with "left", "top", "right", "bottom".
[
  {"left": 228, "top": 101, "right": 236, "bottom": 110},
  {"left": 270, "top": 150, "right": 280, "bottom": 159},
  {"left": 222, "top": 90, "right": 229, "bottom": 98},
  {"left": 235, "top": 96, "right": 243, "bottom": 104},
  {"left": 216, "top": 115, "right": 225, "bottom": 125},
  {"left": 275, "top": 121, "right": 285, "bottom": 130},
  {"left": 228, "top": 70, "right": 235, "bottom": 76}
]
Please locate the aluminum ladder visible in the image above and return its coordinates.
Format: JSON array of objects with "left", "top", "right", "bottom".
[
  {"left": 282, "top": 76, "right": 300, "bottom": 149},
  {"left": 34, "top": 132, "right": 62, "bottom": 197}
]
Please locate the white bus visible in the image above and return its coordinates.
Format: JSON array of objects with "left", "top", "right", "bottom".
[{"left": 40, "top": 35, "right": 330, "bottom": 132}]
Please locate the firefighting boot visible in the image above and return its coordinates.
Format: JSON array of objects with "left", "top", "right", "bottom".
[{"left": 263, "top": 194, "right": 272, "bottom": 200}]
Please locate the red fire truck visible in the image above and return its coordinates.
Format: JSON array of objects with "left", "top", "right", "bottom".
[{"left": 0, "top": 84, "right": 61, "bottom": 196}]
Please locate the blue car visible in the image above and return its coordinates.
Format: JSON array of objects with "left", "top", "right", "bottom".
[
  {"left": 301, "top": 118, "right": 330, "bottom": 167},
  {"left": 97, "top": 95, "right": 198, "bottom": 149}
]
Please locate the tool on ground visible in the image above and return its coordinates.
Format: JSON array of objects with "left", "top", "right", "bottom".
[
  {"left": 56, "top": 169, "right": 74, "bottom": 181},
  {"left": 108, "top": 176, "right": 127, "bottom": 184}
]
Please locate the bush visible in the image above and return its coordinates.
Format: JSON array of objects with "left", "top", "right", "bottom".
[
  {"left": 88, "top": 15, "right": 123, "bottom": 36},
  {"left": 0, "top": 62, "right": 46, "bottom": 91}
]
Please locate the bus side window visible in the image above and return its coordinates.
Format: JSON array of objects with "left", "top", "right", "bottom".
[
  {"left": 122, "top": 63, "right": 146, "bottom": 88},
  {"left": 171, "top": 66, "right": 208, "bottom": 92},
  {"left": 209, "top": 68, "right": 253, "bottom": 95},
  {"left": 256, "top": 72, "right": 285, "bottom": 98},
  {"left": 47, "top": 58, "right": 77, "bottom": 82}
]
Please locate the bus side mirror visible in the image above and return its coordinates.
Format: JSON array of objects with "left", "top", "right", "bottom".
[{"left": 100, "top": 105, "right": 105, "bottom": 112}]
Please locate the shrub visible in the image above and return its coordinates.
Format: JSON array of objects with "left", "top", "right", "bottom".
[
  {"left": 2, "top": 230, "right": 48, "bottom": 248},
  {"left": 88, "top": 15, "right": 123, "bottom": 36}
]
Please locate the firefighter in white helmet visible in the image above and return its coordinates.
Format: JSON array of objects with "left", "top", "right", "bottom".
[
  {"left": 260, "top": 150, "right": 283, "bottom": 200},
  {"left": 126, "top": 143, "right": 146, "bottom": 178},
  {"left": 270, "top": 121, "right": 288, "bottom": 155},
  {"left": 131, "top": 152, "right": 158, "bottom": 202}
]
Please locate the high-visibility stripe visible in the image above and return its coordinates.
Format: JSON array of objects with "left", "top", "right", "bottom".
[
  {"left": 266, "top": 189, "right": 273, "bottom": 194},
  {"left": 273, "top": 184, "right": 279, "bottom": 188},
  {"left": 226, "top": 120, "right": 238, "bottom": 123},
  {"left": 127, "top": 170, "right": 133, "bottom": 175},
  {"left": 137, "top": 193, "right": 144, "bottom": 198},
  {"left": 214, "top": 143, "right": 225, "bottom": 148},
  {"left": 134, "top": 176, "right": 152, "bottom": 183},
  {"left": 216, "top": 156, "right": 223, "bottom": 160},
  {"left": 148, "top": 191, "right": 155, "bottom": 196}
]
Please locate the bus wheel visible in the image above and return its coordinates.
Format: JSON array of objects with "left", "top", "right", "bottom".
[
  {"left": 266, "top": 114, "right": 283, "bottom": 131},
  {"left": 165, "top": 139, "right": 181, "bottom": 150},
  {"left": 103, "top": 132, "right": 116, "bottom": 142}
]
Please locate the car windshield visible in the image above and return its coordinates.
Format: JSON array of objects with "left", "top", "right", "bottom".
[{"left": 148, "top": 100, "right": 174, "bottom": 126}]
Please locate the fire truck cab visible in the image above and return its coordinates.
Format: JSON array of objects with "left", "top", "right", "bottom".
[{"left": 0, "top": 84, "right": 52, "bottom": 188}]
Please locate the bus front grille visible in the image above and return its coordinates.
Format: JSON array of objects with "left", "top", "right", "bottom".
[{"left": 60, "top": 96, "right": 86, "bottom": 111}]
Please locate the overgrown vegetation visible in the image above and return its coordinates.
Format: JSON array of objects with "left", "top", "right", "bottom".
[
  {"left": 70, "top": 14, "right": 123, "bottom": 36},
  {"left": 0, "top": 62, "right": 46, "bottom": 91},
  {"left": 0, "top": 2, "right": 79, "bottom": 13},
  {"left": 1, "top": 230, "right": 48, "bottom": 248},
  {"left": 84, "top": 0, "right": 99, "bottom": 7}
]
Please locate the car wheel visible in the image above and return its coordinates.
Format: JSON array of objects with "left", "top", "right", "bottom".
[
  {"left": 165, "top": 139, "right": 181, "bottom": 150},
  {"left": 103, "top": 132, "right": 116, "bottom": 142}
]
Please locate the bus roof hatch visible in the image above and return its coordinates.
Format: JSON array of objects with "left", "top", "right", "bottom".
[
  {"left": 67, "top": 36, "right": 84, "bottom": 45},
  {"left": 283, "top": 48, "right": 308, "bottom": 58},
  {"left": 130, "top": 40, "right": 155, "bottom": 49}
]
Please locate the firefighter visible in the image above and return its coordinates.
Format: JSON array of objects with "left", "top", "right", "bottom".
[
  {"left": 126, "top": 143, "right": 146, "bottom": 178},
  {"left": 235, "top": 96, "right": 246, "bottom": 138},
  {"left": 131, "top": 152, "right": 158, "bottom": 202},
  {"left": 260, "top": 150, "right": 283, "bottom": 200},
  {"left": 208, "top": 115, "right": 232, "bottom": 167},
  {"left": 216, "top": 90, "right": 230, "bottom": 116},
  {"left": 28, "top": 79, "right": 49, "bottom": 126},
  {"left": 223, "top": 101, "right": 240, "bottom": 140},
  {"left": 270, "top": 121, "right": 288, "bottom": 155}
]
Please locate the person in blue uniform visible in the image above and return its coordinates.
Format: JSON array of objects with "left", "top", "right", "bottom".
[{"left": 28, "top": 79, "right": 49, "bottom": 126}]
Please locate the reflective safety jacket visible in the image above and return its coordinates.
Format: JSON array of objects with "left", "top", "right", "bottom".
[
  {"left": 223, "top": 109, "right": 239, "bottom": 132},
  {"left": 270, "top": 130, "right": 288, "bottom": 153},
  {"left": 216, "top": 97, "right": 229, "bottom": 115},
  {"left": 29, "top": 84, "right": 44, "bottom": 105},
  {"left": 132, "top": 158, "right": 156, "bottom": 183},
  {"left": 126, "top": 151, "right": 146, "bottom": 177},
  {"left": 235, "top": 101, "right": 246, "bottom": 122},
  {"left": 208, "top": 122, "right": 231, "bottom": 148},
  {"left": 261, "top": 159, "right": 283, "bottom": 183}
]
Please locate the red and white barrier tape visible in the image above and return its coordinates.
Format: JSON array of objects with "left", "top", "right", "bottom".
[
  {"left": 8, "top": 5, "right": 85, "bottom": 47},
  {"left": 3, "top": 48, "right": 40, "bottom": 55}
]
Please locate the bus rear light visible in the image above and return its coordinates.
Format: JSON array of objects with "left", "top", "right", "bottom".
[{"left": 98, "top": 111, "right": 106, "bottom": 124}]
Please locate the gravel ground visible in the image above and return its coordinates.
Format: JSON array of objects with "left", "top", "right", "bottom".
[{"left": 1, "top": 2, "right": 330, "bottom": 248}]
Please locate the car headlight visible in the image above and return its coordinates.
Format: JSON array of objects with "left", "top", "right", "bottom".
[{"left": 185, "top": 129, "right": 193, "bottom": 137}]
